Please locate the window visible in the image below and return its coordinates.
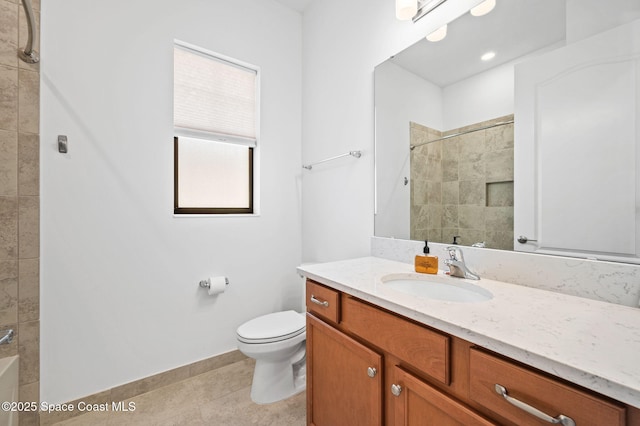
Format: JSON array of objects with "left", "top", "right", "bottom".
[{"left": 173, "top": 42, "right": 258, "bottom": 214}]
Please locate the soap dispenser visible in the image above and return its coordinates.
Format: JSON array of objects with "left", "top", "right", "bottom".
[{"left": 415, "top": 240, "right": 438, "bottom": 274}]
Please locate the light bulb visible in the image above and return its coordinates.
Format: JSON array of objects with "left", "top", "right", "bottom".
[
  {"left": 396, "top": 0, "right": 418, "bottom": 20},
  {"left": 426, "top": 24, "right": 447, "bottom": 42},
  {"left": 470, "top": 0, "right": 496, "bottom": 17},
  {"left": 481, "top": 51, "right": 496, "bottom": 61}
]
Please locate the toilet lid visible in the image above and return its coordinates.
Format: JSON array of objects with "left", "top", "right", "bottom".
[{"left": 237, "top": 310, "right": 305, "bottom": 343}]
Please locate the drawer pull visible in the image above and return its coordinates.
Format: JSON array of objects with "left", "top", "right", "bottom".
[
  {"left": 494, "top": 384, "right": 576, "bottom": 426},
  {"left": 367, "top": 367, "right": 377, "bottom": 378},
  {"left": 391, "top": 384, "right": 402, "bottom": 397},
  {"left": 310, "top": 295, "right": 329, "bottom": 307}
]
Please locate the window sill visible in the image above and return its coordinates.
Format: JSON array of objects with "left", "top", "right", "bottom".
[{"left": 172, "top": 213, "right": 261, "bottom": 218}]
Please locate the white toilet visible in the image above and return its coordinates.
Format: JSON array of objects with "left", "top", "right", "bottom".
[{"left": 236, "top": 310, "right": 306, "bottom": 404}]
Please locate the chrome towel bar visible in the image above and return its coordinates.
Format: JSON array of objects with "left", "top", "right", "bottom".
[{"left": 302, "top": 150, "right": 362, "bottom": 170}]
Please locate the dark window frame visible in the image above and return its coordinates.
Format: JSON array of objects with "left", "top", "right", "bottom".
[{"left": 173, "top": 136, "right": 254, "bottom": 215}]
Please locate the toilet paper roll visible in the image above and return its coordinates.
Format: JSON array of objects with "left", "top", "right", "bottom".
[{"left": 207, "top": 276, "right": 228, "bottom": 296}]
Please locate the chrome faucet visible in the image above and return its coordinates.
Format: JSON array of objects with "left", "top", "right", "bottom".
[{"left": 444, "top": 246, "right": 480, "bottom": 280}]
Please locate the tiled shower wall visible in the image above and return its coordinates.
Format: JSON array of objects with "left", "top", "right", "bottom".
[
  {"left": 0, "top": 0, "right": 40, "bottom": 425},
  {"left": 410, "top": 115, "right": 514, "bottom": 250}
]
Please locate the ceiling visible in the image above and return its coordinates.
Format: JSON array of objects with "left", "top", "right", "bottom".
[
  {"left": 389, "top": 0, "right": 566, "bottom": 87},
  {"left": 273, "top": 0, "right": 315, "bottom": 13},
  {"left": 272, "top": 0, "right": 567, "bottom": 87}
]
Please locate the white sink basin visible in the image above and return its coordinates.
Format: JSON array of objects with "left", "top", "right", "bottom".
[{"left": 381, "top": 274, "right": 492, "bottom": 303}]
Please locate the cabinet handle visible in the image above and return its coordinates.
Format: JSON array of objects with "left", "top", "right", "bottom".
[
  {"left": 310, "top": 295, "right": 329, "bottom": 307},
  {"left": 367, "top": 367, "right": 377, "bottom": 378},
  {"left": 391, "top": 384, "right": 402, "bottom": 397},
  {"left": 494, "top": 384, "right": 575, "bottom": 426}
]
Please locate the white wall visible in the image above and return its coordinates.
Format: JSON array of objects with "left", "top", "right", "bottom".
[
  {"left": 41, "top": 0, "right": 302, "bottom": 404},
  {"left": 566, "top": 0, "right": 640, "bottom": 43},
  {"left": 301, "top": 0, "right": 484, "bottom": 263},
  {"left": 442, "top": 41, "right": 568, "bottom": 131},
  {"left": 374, "top": 61, "right": 442, "bottom": 239},
  {"left": 443, "top": 61, "right": 514, "bottom": 130}
]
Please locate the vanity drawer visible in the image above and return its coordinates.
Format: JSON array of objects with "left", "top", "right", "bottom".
[
  {"left": 305, "top": 280, "right": 340, "bottom": 324},
  {"left": 469, "top": 348, "right": 626, "bottom": 426},
  {"left": 341, "top": 296, "right": 450, "bottom": 385}
]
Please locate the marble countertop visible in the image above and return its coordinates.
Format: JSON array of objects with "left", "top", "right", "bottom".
[{"left": 297, "top": 256, "right": 640, "bottom": 408}]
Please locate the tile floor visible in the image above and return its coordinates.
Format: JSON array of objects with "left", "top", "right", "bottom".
[{"left": 52, "top": 358, "right": 306, "bottom": 425}]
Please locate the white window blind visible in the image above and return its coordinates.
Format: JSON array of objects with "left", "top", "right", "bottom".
[{"left": 174, "top": 45, "right": 257, "bottom": 145}]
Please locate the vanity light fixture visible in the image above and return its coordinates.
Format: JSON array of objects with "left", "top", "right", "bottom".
[
  {"left": 396, "top": 0, "right": 449, "bottom": 23},
  {"left": 470, "top": 0, "right": 496, "bottom": 17},
  {"left": 426, "top": 24, "right": 448, "bottom": 42},
  {"left": 481, "top": 51, "right": 496, "bottom": 61},
  {"left": 396, "top": 0, "right": 418, "bottom": 20}
]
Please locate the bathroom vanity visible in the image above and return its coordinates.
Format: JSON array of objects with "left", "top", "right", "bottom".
[{"left": 299, "top": 257, "right": 640, "bottom": 426}]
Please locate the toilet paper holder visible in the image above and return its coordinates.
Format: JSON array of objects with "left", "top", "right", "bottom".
[{"left": 199, "top": 277, "right": 229, "bottom": 289}]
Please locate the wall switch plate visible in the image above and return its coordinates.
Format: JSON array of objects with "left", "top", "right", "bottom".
[{"left": 58, "top": 135, "right": 68, "bottom": 153}]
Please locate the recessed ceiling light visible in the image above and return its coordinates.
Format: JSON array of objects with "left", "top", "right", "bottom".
[
  {"left": 481, "top": 51, "right": 496, "bottom": 61},
  {"left": 470, "top": 0, "right": 496, "bottom": 17},
  {"left": 426, "top": 24, "right": 447, "bottom": 42}
]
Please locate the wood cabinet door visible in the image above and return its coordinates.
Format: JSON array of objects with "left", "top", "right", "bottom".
[
  {"left": 306, "top": 313, "right": 383, "bottom": 426},
  {"left": 391, "top": 365, "right": 497, "bottom": 426}
]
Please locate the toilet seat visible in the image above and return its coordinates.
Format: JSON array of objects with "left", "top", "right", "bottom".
[{"left": 237, "top": 310, "right": 305, "bottom": 344}]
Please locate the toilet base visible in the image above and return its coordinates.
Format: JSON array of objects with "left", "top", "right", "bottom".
[
  {"left": 250, "top": 348, "right": 306, "bottom": 404},
  {"left": 236, "top": 311, "right": 307, "bottom": 405}
]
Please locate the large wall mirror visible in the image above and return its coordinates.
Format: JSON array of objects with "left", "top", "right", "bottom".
[{"left": 374, "top": 0, "right": 640, "bottom": 264}]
